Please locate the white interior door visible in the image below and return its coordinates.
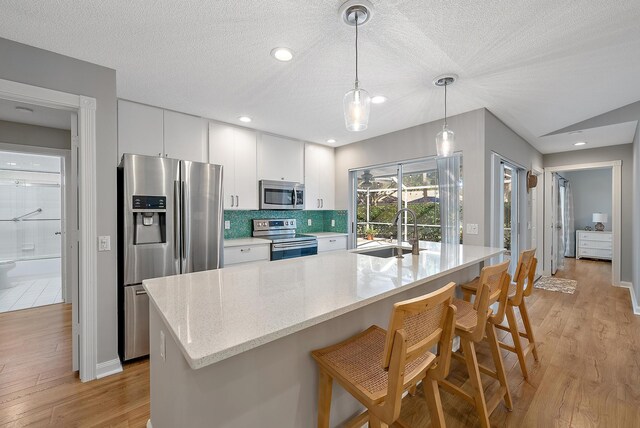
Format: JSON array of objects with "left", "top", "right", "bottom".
[{"left": 550, "top": 175, "right": 559, "bottom": 275}]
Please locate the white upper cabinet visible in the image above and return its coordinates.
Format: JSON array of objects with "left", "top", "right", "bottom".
[
  {"left": 209, "top": 122, "right": 258, "bottom": 210},
  {"left": 163, "top": 110, "right": 207, "bottom": 162},
  {"left": 257, "top": 134, "right": 304, "bottom": 183},
  {"left": 118, "top": 100, "right": 164, "bottom": 160},
  {"left": 305, "top": 143, "right": 335, "bottom": 210}
]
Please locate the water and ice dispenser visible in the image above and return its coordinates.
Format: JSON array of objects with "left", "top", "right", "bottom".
[{"left": 132, "top": 195, "right": 167, "bottom": 245}]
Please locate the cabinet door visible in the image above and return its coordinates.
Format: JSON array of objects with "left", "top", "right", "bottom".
[
  {"left": 318, "top": 145, "right": 335, "bottom": 210},
  {"left": 304, "top": 144, "right": 321, "bottom": 210},
  {"left": 258, "top": 134, "right": 304, "bottom": 182},
  {"left": 163, "top": 111, "right": 207, "bottom": 162},
  {"left": 117, "top": 100, "right": 164, "bottom": 160},
  {"left": 209, "top": 123, "right": 236, "bottom": 209},
  {"left": 233, "top": 127, "right": 258, "bottom": 210}
]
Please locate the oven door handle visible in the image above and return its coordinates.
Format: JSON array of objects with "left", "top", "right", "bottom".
[{"left": 272, "top": 241, "right": 318, "bottom": 250}]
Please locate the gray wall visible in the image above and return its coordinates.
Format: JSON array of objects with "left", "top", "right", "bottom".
[
  {"left": 544, "top": 144, "right": 633, "bottom": 282},
  {"left": 634, "top": 127, "right": 640, "bottom": 302},
  {"left": 562, "top": 169, "right": 612, "bottom": 231},
  {"left": 0, "top": 119, "right": 70, "bottom": 150},
  {"left": 0, "top": 38, "right": 119, "bottom": 364},
  {"left": 334, "top": 108, "right": 486, "bottom": 245}
]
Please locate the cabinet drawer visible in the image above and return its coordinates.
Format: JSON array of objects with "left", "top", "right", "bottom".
[
  {"left": 579, "top": 240, "right": 612, "bottom": 250},
  {"left": 317, "top": 236, "right": 347, "bottom": 253},
  {"left": 577, "top": 248, "right": 612, "bottom": 259},
  {"left": 577, "top": 232, "right": 611, "bottom": 242},
  {"left": 224, "top": 245, "right": 270, "bottom": 266}
]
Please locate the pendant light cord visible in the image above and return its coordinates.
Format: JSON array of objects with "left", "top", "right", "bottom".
[
  {"left": 444, "top": 82, "right": 448, "bottom": 127},
  {"left": 355, "top": 11, "right": 359, "bottom": 87}
]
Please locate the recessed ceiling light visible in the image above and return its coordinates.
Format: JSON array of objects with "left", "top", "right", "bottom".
[
  {"left": 371, "top": 95, "right": 387, "bottom": 104},
  {"left": 270, "top": 47, "right": 293, "bottom": 62},
  {"left": 326, "top": 139, "right": 336, "bottom": 144},
  {"left": 568, "top": 130, "right": 583, "bottom": 135},
  {"left": 238, "top": 116, "right": 252, "bottom": 123},
  {"left": 15, "top": 106, "right": 33, "bottom": 114},
  {"left": 574, "top": 141, "right": 587, "bottom": 146}
]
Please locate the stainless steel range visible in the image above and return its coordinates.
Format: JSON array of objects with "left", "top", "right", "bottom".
[{"left": 252, "top": 219, "right": 317, "bottom": 260}]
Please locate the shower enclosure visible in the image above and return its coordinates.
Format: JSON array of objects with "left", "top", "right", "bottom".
[{"left": 0, "top": 151, "right": 63, "bottom": 312}]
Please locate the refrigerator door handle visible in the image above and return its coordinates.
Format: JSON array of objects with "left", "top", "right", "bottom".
[
  {"left": 181, "top": 180, "right": 187, "bottom": 270},
  {"left": 174, "top": 180, "right": 181, "bottom": 260}
]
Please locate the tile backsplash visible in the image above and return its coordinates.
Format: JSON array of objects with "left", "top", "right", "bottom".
[{"left": 224, "top": 210, "right": 348, "bottom": 239}]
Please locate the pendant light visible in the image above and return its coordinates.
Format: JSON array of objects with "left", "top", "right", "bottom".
[
  {"left": 434, "top": 74, "right": 457, "bottom": 157},
  {"left": 342, "top": 3, "right": 372, "bottom": 132}
]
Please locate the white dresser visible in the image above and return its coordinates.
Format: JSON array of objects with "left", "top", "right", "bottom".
[{"left": 576, "top": 231, "right": 612, "bottom": 260}]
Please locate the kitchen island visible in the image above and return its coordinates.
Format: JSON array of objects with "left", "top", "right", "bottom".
[{"left": 144, "top": 243, "right": 504, "bottom": 427}]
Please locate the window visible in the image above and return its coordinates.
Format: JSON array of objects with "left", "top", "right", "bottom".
[{"left": 351, "top": 156, "right": 462, "bottom": 248}]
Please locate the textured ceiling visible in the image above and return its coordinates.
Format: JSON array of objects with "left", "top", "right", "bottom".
[
  {"left": 0, "top": 98, "right": 71, "bottom": 130},
  {"left": 536, "top": 121, "right": 638, "bottom": 154},
  {"left": 0, "top": 1, "right": 639, "bottom": 152}
]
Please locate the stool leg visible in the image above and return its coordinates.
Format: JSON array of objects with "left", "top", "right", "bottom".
[
  {"left": 506, "top": 303, "right": 529, "bottom": 379},
  {"left": 369, "top": 415, "right": 388, "bottom": 428},
  {"left": 519, "top": 301, "right": 539, "bottom": 362},
  {"left": 486, "top": 323, "right": 513, "bottom": 411},
  {"left": 461, "top": 339, "right": 490, "bottom": 428},
  {"left": 317, "top": 368, "right": 333, "bottom": 428},
  {"left": 423, "top": 376, "right": 446, "bottom": 428}
]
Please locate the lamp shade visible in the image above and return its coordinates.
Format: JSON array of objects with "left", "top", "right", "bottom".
[
  {"left": 343, "top": 87, "right": 370, "bottom": 131},
  {"left": 592, "top": 213, "right": 608, "bottom": 223}
]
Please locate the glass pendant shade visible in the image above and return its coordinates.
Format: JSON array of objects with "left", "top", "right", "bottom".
[
  {"left": 343, "top": 86, "right": 371, "bottom": 131},
  {"left": 436, "top": 125, "right": 455, "bottom": 157}
]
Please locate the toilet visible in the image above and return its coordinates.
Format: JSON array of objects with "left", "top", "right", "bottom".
[{"left": 0, "top": 260, "right": 16, "bottom": 289}]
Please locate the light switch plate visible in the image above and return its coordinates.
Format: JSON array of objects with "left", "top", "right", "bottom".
[
  {"left": 224, "top": 220, "right": 231, "bottom": 230},
  {"left": 466, "top": 224, "right": 479, "bottom": 235},
  {"left": 331, "top": 219, "right": 335, "bottom": 227},
  {"left": 98, "top": 235, "right": 111, "bottom": 251},
  {"left": 307, "top": 219, "right": 312, "bottom": 226}
]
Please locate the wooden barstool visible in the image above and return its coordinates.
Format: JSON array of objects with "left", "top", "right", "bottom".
[
  {"left": 440, "top": 260, "right": 513, "bottom": 428},
  {"left": 461, "top": 249, "right": 538, "bottom": 379},
  {"left": 311, "top": 282, "right": 457, "bottom": 428}
]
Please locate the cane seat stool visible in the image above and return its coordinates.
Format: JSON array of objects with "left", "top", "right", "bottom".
[
  {"left": 440, "top": 260, "right": 513, "bottom": 428},
  {"left": 461, "top": 249, "right": 539, "bottom": 379},
  {"left": 311, "top": 282, "right": 457, "bottom": 428}
]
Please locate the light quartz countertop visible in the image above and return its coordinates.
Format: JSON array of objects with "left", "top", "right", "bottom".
[
  {"left": 223, "top": 237, "right": 271, "bottom": 247},
  {"left": 305, "top": 232, "right": 348, "bottom": 238},
  {"left": 144, "top": 243, "right": 504, "bottom": 369}
]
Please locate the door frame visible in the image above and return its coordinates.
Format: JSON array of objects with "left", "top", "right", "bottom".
[
  {"left": 0, "top": 78, "right": 98, "bottom": 381},
  {"left": 543, "top": 160, "right": 622, "bottom": 285}
]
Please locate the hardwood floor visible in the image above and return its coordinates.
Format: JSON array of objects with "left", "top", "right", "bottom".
[
  {"left": 400, "top": 258, "right": 640, "bottom": 427},
  {"left": 0, "top": 304, "right": 149, "bottom": 427},
  {"left": 1, "top": 258, "right": 638, "bottom": 427}
]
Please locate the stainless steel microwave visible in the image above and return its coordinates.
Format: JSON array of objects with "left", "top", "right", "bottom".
[{"left": 259, "top": 180, "right": 304, "bottom": 210}]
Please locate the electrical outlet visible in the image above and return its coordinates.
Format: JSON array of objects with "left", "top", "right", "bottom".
[
  {"left": 466, "top": 224, "right": 479, "bottom": 235},
  {"left": 331, "top": 219, "right": 335, "bottom": 227},
  {"left": 307, "top": 219, "right": 312, "bottom": 226},
  {"left": 160, "top": 330, "right": 166, "bottom": 361},
  {"left": 98, "top": 236, "right": 111, "bottom": 251},
  {"left": 224, "top": 220, "right": 231, "bottom": 230}
]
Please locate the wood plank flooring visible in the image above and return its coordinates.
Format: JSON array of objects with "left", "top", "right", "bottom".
[{"left": 0, "top": 258, "right": 638, "bottom": 427}]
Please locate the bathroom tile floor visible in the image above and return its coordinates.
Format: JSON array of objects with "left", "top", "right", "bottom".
[{"left": 0, "top": 274, "right": 62, "bottom": 313}]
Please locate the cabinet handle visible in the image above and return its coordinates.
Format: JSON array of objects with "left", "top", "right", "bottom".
[
  {"left": 240, "top": 248, "right": 251, "bottom": 252},
  {"left": 230, "top": 195, "right": 235, "bottom": 207},
  {"left": 158, "top": 152, "right": 162, "bottom": 157},
  {"left": 317, "top": 199, "right": 320, "bottom": 208},
  {"left": 235, "top": 195, "right": 239, "bottom": 207},
  {"left": 329, "top": 239, "right": 336, "bottom": 242},
  {"left": 321, "top": 199, "right": 323, "bottom": 208}
]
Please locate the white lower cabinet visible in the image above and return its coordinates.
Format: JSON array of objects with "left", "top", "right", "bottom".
[
  {"left": 317, "top": 235, "right": 347, "bottom": 253},
  {"left": 224, "top": 244, "right": 270, "bottom": 266}
]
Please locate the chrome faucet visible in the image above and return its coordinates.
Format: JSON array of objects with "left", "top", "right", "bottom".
[{"left": 392, "top": 208, "right": 420, "bottom": 255}]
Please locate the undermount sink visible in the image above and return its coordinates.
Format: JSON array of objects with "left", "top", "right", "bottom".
[{"left": 358, "top": 247, "right": 412, "bottom": 258}]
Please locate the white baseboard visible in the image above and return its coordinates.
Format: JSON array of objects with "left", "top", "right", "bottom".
[
  {"left": 96, "top": 358, "right": 123, "bottom": 379},
  {"left": 619, "top": 282, "right": 640, "bottom": 316}
]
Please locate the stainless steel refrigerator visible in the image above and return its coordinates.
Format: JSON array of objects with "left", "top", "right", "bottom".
[{"left": 117, "top": 154, "right": 224, "bottom": 361}]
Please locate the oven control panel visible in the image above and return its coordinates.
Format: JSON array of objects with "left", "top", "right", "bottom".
[{"left": 253, "top": 219, "right": 297, "bottom": 232}]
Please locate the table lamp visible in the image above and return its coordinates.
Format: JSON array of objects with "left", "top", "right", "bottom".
[{"left": 592, "top": 213, "right": 607, "bottom": 232}]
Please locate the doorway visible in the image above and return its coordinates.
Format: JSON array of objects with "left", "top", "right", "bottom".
[{"left": 0, "top": 150, "right": 66, "bottom": 312}]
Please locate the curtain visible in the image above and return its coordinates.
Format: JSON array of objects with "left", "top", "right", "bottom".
[
  {"left": 555, "top": 174, "right": 565, "bottom": 270},
  {"left": 563, "top": 181, "right": 575, "bottom": 257},
  {"left": 437, "top": 154, "right": 462, "bottom": 245}
]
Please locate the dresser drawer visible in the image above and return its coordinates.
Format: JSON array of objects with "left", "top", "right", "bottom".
[
  {"left": 317, "top": 236, "right": 347, "bottom": 253},
  {"left": 577, "top": 248, "right": 612, "bottom": 259},
  {"left": 224, "top": 245, "right": 270, "bottom": 266},
  {"left": 577, "top": 231, "right": 612, "bottom": 242},
  {"left": 578, "top": 240, "right": 612, "bottom": 250}
]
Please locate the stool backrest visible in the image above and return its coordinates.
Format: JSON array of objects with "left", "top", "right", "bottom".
[
  {"left": 475, "top": 260, "right": 512, "bottom": 326},
  {"left": 523, "top": 257, "right": 538, "bottom": 297},
  {"left": 512, "top": 249, "right": 536, "bottom": 304},
  {"left": 379, "top": 282, "right": 457, "bottom": 423}
]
